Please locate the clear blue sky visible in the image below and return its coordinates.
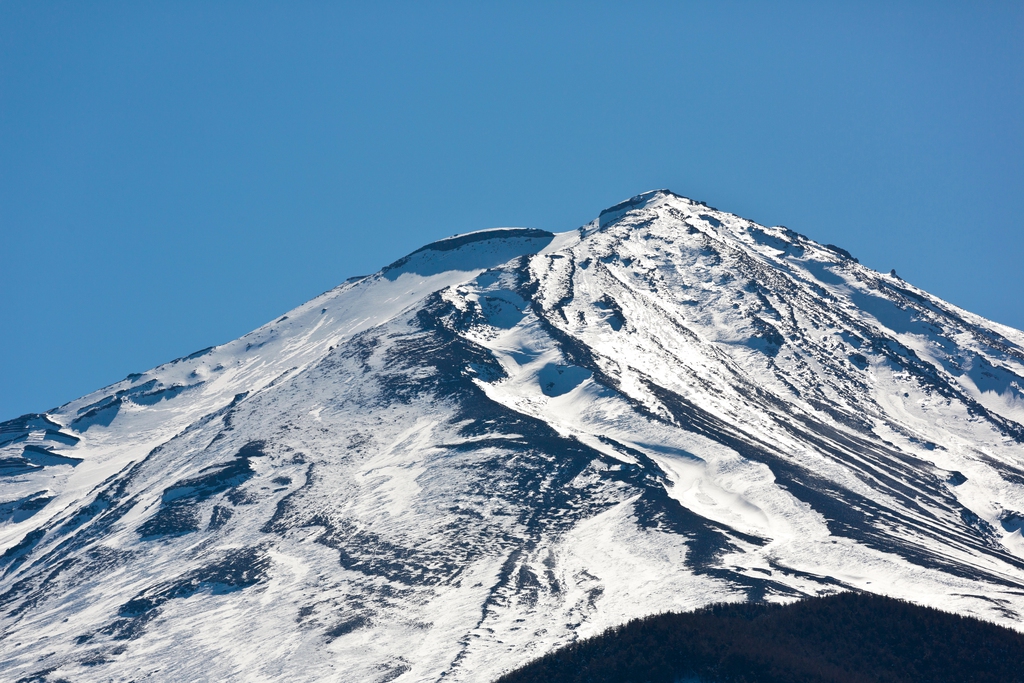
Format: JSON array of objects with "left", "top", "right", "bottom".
[{"left": 1, "top": 2, "right": 1022, "bottom": 421}]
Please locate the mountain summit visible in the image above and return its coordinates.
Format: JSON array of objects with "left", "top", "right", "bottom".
[{"left": 3, "top": 190, "right": 1024, "bottom": 682}]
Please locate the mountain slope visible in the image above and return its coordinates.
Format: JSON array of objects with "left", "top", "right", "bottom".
[{"left": 2, "top": 191, "right": 1024, "bottom": 682}]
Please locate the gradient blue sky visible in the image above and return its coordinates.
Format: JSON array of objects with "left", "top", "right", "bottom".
[{"left": 2, "top": 2, "right": 1022, "bottom": 421}]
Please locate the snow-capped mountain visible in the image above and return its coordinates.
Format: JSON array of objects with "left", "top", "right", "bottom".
[{"left": 3, "top": 190, "right": 1024, "bottom": 682}]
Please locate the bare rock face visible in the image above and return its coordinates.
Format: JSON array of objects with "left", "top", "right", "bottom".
[{"left": 3, "top": 192, "right": 1024, "bottom": 682}]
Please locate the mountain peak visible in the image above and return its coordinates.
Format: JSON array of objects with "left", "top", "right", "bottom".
[
  {"left": 411, "top": 227, "right": 555, "bottom": 254},
  {"left": 381, "top": 226, "right": 555, "bottom": 279},
  {"left": 596, "top": 188, "right": 681, "bottom": 228}
]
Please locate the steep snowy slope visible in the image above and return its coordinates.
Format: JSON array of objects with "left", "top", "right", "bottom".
[{"left": 3, "top": 191, "right": 1024, "bottom": 682}]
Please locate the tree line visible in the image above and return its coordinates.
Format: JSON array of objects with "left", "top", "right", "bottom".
[{"left": 496, "top": 591, "right": 1024, "bottom": 683}]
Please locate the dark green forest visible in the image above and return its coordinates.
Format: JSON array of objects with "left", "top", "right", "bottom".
[{"left": 496, "top": 592, "right": 1024, "bottom": 683}]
